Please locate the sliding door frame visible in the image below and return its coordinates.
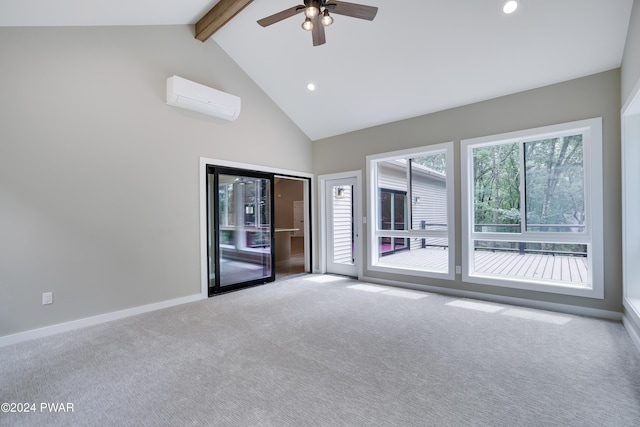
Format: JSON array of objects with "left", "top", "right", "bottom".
[
  {"left": 208, "top": 166, "right": 276, "bottom": 295},
  {"left": 199, "top": 157, "right": 315, "bottom": 298}
]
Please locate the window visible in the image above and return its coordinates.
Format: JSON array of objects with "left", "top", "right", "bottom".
[
  {"left": 367, "top": 142, "right": 455, "bottom": 278},
  {"left": 461, "top": 118, "right": 603, "bottom": 298}
]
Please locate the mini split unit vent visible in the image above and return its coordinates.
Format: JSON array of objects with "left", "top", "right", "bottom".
[{"left": 166, "top": 75, "right": 241, "bottom": 121}]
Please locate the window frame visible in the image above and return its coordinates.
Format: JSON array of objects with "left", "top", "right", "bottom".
[
  {"left": 367, "top": 142, "right": 455, "bottom": 279},
  {"left": 460, "top": 118, "right": 604, "bottom": 298}
]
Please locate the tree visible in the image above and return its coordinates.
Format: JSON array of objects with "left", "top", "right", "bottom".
[
  {"left": 524, "top": 134, "right": 584, "bottom": 231},
  {"left": 411, "top": 153, "right": 446, "bottom": 174},
  {"left": 472, "top": 143, "right": 520, "bottom": 231},
  {"left": 471, "top": 135, "right": 585, "bottom": 254}
]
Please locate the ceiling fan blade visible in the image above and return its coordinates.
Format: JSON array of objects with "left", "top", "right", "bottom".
[
  {"left": 326, "top": 1, "right": 378, "bottom": 21},
  {"left": 257, "top": 5, "right": 305, "bottom": 27},
  {"left": 312, "top": 14, "right": 326, "bottom": 46}
]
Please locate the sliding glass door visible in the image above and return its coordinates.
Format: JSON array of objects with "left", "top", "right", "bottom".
[
  {"left": 207, "top": 166, "right": 275, "bottom": 295},
  {"left": 379, "top": 189, "right": 408, "bottom": 255}
]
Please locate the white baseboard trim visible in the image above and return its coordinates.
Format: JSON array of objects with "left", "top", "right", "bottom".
[
  {"left": 623, "top": 298, "right": 640, "bottom": 353},
  {"left": 0, "top": 293, "right": 206, "bottom": 348},
  {"left": 361, "top": 275, "right": 622, "bottom": 321}
]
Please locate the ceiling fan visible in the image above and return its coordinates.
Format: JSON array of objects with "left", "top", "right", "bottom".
[{"left": 257, "top": 0, "right": 378, "bottom": 46}]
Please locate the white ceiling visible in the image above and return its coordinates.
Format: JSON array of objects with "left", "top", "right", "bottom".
[
  {"left": 0, "top": 0, "right": 634, "bottom": 141},
  {"left": 0, "top": 0, "right": 219, "bottom": 26}
]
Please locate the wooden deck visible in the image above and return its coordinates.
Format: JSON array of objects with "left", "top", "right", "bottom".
[
  {"left": 379, "top": 247, "right": 450, "bottom": 273},
  {"left": 379, "top": 247, "right": 588, "bottom": 286}
]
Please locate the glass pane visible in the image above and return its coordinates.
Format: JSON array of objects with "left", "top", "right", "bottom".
[
  {"left": 410, "top": 154, "right": 448, "bottom": 241},
  {"left": 208, "top": 173, "right": 216, "bottom": 287},
  {"left": 243, "top": 181, "right": 256, "bottom": 226},
  {"left": 473, "top": 240, "right": 589, "bottom": 287},
  {"left": 524, "top": 135, "right": 585, "bottom": 232},
  {"left": 394, "top": 193, "right": 407, "bottom": 230},
  {"left": 332, "top": 185, "right": 354, "bottom": 265},
  {"left": 380, "top": 190, "right": 392, "bottom": 231},
  {"left": 219, "top": 183, "right": 235, "bottom": 227},
  {"left": 377, "top": 159, "right": 408, "bottom": 231},
  {"left": 377, "top": 237, "right": 448, "bottom": 273},
  {"left": 472, "top": 143, "right": 520, "bottom": 232},
  {"left": 260, "top": 179, "right": 270, "bottom": 227},
  {"left": 378, "top": 189, "right": 408, "bottom": 255},
  {"left": 219, "top": 174, "right": 272, "bottom": 287}
]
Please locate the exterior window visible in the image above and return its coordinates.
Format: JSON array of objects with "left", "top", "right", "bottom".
[
  {"left": 461, "top": 118, "right": 603, "bottom": 298},
  {"left": 367, "top": 142, "right": 455, "bottom": 279}
]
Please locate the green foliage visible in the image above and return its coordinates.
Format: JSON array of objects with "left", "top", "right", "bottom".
[
  {"left": 473, "top": 142, "right": 520, "bottom": 227},
  {"left": 411, "top": 153, "right": 446, "bottom": 174},
  {"left": 472, "top": 135, "right": 585, "bottom": 233},
  {"left": 524, "top": 135, "right": 584, "bottom": 230},
  {"left": 471, "top": 134, "right": 586, "bottom": 255}
]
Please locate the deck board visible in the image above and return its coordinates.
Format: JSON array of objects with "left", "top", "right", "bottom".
[{"left": 380, "top": 248, "right": 588, "bottom": 286}]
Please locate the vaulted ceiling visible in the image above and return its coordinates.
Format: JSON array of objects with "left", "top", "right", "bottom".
[{"left": 0, "top": 0, "right": 634, "bottom": 140}]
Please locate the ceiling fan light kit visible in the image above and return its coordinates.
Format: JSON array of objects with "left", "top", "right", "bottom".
[
  {"left": 321, "top": 9, "right": 334, "bottom": 26},
  {"left": 304, "top": 4, "right": 320, "bottom": 18},
  {"left": 302, "top": 17, "right": 314, "bottom": 31},
  {"left": 257, "top": 0, "right": 378, "bottom": 46}
]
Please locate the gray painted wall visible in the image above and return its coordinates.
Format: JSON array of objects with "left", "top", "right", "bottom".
[
  {"left": 313, "top": 69, "right": 622, "bottom": 312},
  {"left": 623, "top": 0, "right": 640, "bottom": 105},
  {"left": 0, "top": 26, "right": 312, "bottom": 336},
  {"left": 2, "top": 17, "right": 635, "bottom": 338}
]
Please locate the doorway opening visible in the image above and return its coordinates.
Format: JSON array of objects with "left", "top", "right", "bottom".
[
  {"left": 203, "top": 160, "right": 312, "bottom": 296},
  {"left": 275, "top": 176, "right": 310, "bottom": 279},
  {"left": 319, "top": 171, "right": 362, "bottom": 278}
]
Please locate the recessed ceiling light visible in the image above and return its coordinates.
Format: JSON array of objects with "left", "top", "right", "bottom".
[
  {"left": 502, "top": 0, "right": 518, "bottom": 14},
  {"left": 307, "top": 83, "right": 316, "bottom": 91}
]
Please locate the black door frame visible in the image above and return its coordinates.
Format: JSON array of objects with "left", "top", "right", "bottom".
[{"left": 207, "top": 166, "right": 276, "bottom": 296}]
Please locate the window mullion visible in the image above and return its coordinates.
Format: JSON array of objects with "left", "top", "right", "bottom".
[
  {"left": 519, "top": 140, "right": 527, "bottom": 235},
  {"left": 407, "top": 158, "right": 413, "bottom": 230}
]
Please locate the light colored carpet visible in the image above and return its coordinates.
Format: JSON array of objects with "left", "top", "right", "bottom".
[{"left": 1, "top": 275, "right": 639, "bottom": 426}]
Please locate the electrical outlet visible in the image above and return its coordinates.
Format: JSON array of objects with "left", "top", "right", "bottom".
[
  {"left": 456, "top": 265, "right": 462, "bottom": 274},
  {"left": 42, "top": 292, "right": 53, "bottom": 305}
]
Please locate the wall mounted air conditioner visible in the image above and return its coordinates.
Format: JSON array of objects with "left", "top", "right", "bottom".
[{"left": 166, "top": 75, "right": 241, "bottom": 121}]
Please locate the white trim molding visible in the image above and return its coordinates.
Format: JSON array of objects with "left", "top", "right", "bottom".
[
  {"left": 623, "top": 298, "right": 640, "bottom": 353},
  {"left": 621, "top": 76, "right": 640, "bottom": 355},
  {"left": 460, "top": 118, "right": 604, "bottom": 299},
  {"left": 366, "top": 142, "right": 456, "bottom": 280},
  {"left": 0, "top": 293, "right": 205, "bottom": 347}
]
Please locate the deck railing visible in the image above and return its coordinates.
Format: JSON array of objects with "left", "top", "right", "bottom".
[
  {"left": 382, "top": 221, "right": 587, "bottom": 258},
  {"left": 473, "top": 223, "right": 585, "bottom": 232},
  {"left": 473, "top": 222, "right": 587, "bottom": 257}
]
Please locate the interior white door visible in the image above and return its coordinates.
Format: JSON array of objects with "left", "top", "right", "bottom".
[{"left": 325, "top": 177, "right": 358, "bottom": 277}]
